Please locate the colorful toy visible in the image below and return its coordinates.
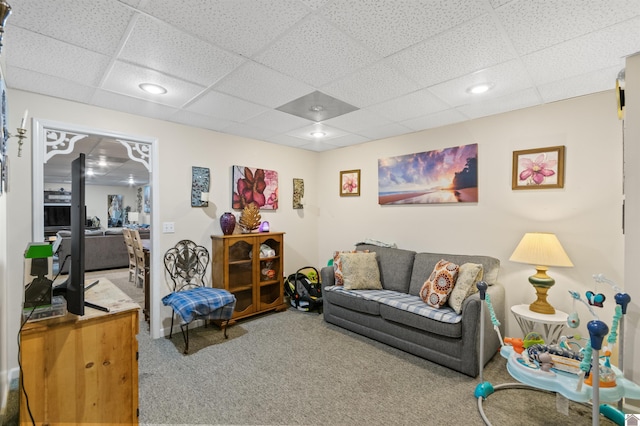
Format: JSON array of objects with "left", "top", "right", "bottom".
[{"left": 474, "top": 276, "right": 640, "bottom": 426}]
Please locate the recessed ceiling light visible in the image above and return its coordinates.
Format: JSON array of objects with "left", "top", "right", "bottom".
[
  {"left": 309, "top": 105, "right": 324, "bottom": 112},
  {"left": 310, "top": 131, "right": 326, "bottom": 138},
  {"left": 139, "top": 83, "right": 167, "bottom": 95},
  {"left": 467, "top": 83, "right": 493, "bottom": 95}
]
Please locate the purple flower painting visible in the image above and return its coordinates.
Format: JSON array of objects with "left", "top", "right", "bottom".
[
  {"left": 232, "top": 165, "right": 278, "bottom": 210},
  {"left": 512, "top": 146, "right": 565, "bottom": 190}
]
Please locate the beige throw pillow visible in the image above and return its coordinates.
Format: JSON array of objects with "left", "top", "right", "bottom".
[
  {"left": 333, "top": 249, "right": 369, "bottom": 286},
  {"left": 420, "top": 259, "right": 459, "bottom": 308},
  {"left": 447, "top": 263, "right": 483, "bottom": 314},
  {"left": 340, "top": 252, "right": 382, "bottom": 290}
]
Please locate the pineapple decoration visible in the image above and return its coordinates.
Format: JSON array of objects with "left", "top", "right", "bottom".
[{"left": 239, "top": 202, "right": 261, "bottom": 232}]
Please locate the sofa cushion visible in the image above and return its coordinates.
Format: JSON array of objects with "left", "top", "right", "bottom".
[
  {"left": 340, "top": 252, "right": 383, "bottom": 290},
  {"left": 409, "top": 252, "right": 500, "bottom": 295},
  {"left": 355, "top": 244, "right": 416, "bottom": 293},
  {"left": 448, "top": 263, "right": 483, "bottom": 314},
  {"left": 333, "top": 249, "right": 369, "bottom": 286},
  {"left": 324, "top": 286, "right": 381, "bottom": 315},
  {"left": 420, "top": 260, "right": 459, "bottom": 307},
  {"left": 328, "top": 287, "right": 462, "bottom": 329}
]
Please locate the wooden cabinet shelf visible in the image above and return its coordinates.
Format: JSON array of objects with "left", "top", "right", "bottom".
[
  {"left": 19, "top": 279, "right": 139, "bottom": 425},
  {"left": 211, "top": 232, "right": 287, "bottom": 321}
]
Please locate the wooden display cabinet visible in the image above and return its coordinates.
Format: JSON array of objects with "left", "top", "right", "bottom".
[
  {"left": 19, "top": 279, "right": 139, "bottom": 425},
  {"left": 211, "top": 232, "right": 287, "bottom": 321}
]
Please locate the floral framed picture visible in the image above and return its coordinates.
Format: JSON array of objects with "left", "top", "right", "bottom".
[
  {"left": 340, "top": 169, "right": 360, "bottom": 196},
  {"left": 512, "top": 146, "right": 565, "bottom": 190}
]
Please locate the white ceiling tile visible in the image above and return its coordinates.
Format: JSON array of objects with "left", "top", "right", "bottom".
[
  {"left": 298, "top": 140, "right": 342, "bottom": 152},
  {"left": 285, "top": 123, "right": 349, "bottom": 142},
  {"left": 255, "top": 14, "right": 380, "bottom": 87},
  {"left": 428, "top": 59, "right": 534, "bottom": 107},
  {"left": 402, "top": 109, "right": 468, "bottom": 132},
  {"left": 522, "top": 17, "right": 640, "bottom": 86},
  {"left": 118, "top": 15, "right": 245, "bottom": 86},
  {"left": 185, "top": 90, "right": 269, "bottom": 122},
  {"left": 388, "top": 15, "right": 517, "bottom": 87},
  {"left": 367, "top": 89, "right": 450, "bottom": 121},
  {"left": 242, "top": 110, "right": 313, "bottom": 134},
  {"left": 221, "top": 123, "right": 277, "bottom": 141},
  {"left": 8, "top": 0, "right": 134, "bottom": 55},
  {"left": 324, "top": 110, "right": 393, "bottom": 133},
  {"left": 538, "top": 66, "right": 620, "bottom": 104},
  {"left": 456, "top": 88, "right": 541, "bottom": 119},
  {"left": 91, "top": 90, "right": 179, "bottom": 121},
  {"left": 324, "top": 134, "right": 371, "bottom": 147},
  {"left": 168, "top": 110, "right": 235, "bottom": 132},
  {"left": 321, "top": 0, "right": 487, "bottom": 57},
  {"left": 496, "top": 0, "right": 640, "bottom": 55},
  {"left": 357, "top": 123, "right": 414, "bottom": 141},
  {"left": 139, "top": 0, "right": 310, "bottom": 57},
  {"left": 101, "top": 61, "right": 206, "bottom": 107},
  {"left": 5, "top": 67, "right": 95, "bottom": 104},
  {"left": 299, "top": 0, "right": 332, "bottom": 10},
  {"left": 322, "top": 61, "right": 420, "bottom": 107},
  {"left": 265, "top": 134, "right": 310, "bottom": 148},
  {"left": 214, "top": 62, "right": 314, "bottom": 108},
  {"left": 119, "top": 0, "right": 142, "bottom": 7},
  {"left": 5, "top": 27, "right": 110, "bottom": 87}
]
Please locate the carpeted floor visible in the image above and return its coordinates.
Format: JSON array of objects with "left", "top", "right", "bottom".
[{"left": 3, "top": 269, "right": 627, "bottom": 425}]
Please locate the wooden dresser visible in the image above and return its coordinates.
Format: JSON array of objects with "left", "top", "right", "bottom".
[
  {"left": 211, "top": 232, "right": 287, "bottom": 321},
  {"left": 19, "top": 279, "right": 139, "bottom": 425}
]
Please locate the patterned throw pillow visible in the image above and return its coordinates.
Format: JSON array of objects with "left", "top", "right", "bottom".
[
  {"left": 419, "top": 259, "right": 459, "bottom": 308},
  {"left": 333, "top": 249, "right": 369, "bottom": 286},
  {"left": 447, "top": 263, "right": 483, "bottom": 314},
  {"left": 340, "top": 252, "right": 382, "bottom": 290}
]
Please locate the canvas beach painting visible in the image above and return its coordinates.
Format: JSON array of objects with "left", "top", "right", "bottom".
[{"left": 378, "top": 143, "right": 478, "bottom": 205}]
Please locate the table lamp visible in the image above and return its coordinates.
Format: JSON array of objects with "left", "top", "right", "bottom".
[{"left": 509, "top": 232, "right": 573, "bottom": 314}]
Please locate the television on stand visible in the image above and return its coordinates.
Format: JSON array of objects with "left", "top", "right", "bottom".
[{"left": 53, "top": 154, "right": 86, "bottom": 315}]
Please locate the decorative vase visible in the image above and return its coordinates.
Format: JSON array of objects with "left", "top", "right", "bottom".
[{"left": 220, "top": 212, "right": 236, "bottom": 235}]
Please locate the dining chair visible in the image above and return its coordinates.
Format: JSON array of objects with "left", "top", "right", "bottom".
[{"left": 122, "top": 228, "right": 137, "bottom": 283}]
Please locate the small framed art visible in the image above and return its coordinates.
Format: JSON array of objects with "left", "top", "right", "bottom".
[
  {"left": 512, "top": 146, "right": 565, "bottom": 190},
  {"left": 340, "top": 169, "right": 360, "bottom": 196}
]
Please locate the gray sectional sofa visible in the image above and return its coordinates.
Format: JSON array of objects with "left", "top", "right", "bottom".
[
  {"left": 320, "top": 243, "right": 505, "bottom": 377},
  {"left": 57, "top": 228, "right": 149, "bottom": 273}
]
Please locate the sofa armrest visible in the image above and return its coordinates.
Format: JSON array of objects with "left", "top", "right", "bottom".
[{"left": 320, "top": 266, "right": 335, "bottom": 289}]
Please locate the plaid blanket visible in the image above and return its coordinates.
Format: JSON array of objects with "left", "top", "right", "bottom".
[
  {"left": 162, "top": 287, "right": 236, "bottom": 324},
  {"left": 326, "top": 286, "right": 462, "bottom": 324}
]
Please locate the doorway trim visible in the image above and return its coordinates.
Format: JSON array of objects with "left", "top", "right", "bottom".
[{"left": 32, "top": 118, "right": 162, "bottom": 338}]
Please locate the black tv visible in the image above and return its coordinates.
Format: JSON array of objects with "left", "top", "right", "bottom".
[
  {"left": 44, "top": 205, "right": 71, "bottom": 227},
  {"left": 53, "top": 154, "right": 86, "bottom": 315}
]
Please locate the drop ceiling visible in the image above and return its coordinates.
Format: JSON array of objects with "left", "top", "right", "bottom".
[{"left": 4, "top": 0, "right": 640, "bottom": 158}]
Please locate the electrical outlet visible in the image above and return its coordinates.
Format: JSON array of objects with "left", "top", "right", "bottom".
[{"left": 162, "top": 222, "right": 175, "bottom": 233}]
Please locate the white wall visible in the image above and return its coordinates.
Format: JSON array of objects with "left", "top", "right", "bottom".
[
  {"left": 317, "top": 91, "right": 625, "bottom": 346},
  {"left": 623, "top": 52, "right": 640, "bottom": 410}
]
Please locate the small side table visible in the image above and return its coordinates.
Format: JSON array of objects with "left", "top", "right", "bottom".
[{"left": 510, "top": 304, "right": 568, "bottom": 344}]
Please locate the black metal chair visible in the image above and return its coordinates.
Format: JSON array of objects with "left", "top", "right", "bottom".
[{"left": 162, "top": 240, "right": 236, "bottom": 354}]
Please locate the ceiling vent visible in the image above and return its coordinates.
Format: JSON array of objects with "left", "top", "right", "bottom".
[{"left": 276, "top": 91, "right": 358, "bottom": 122}]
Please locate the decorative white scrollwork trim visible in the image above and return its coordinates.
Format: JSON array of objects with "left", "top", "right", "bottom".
[
  {"left": 118, "top": 139, "right": 151, "bottom": 171},
  {"left": 43, "top": 130, "right": 89, "bottom": 163}
]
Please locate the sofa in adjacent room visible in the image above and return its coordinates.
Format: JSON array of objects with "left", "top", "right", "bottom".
[
  {"left": 57, "top": 228, "right": 150, "bottom": 273},
  {"left": 320, "top": 243, "right": 505, "bottom": 377}
]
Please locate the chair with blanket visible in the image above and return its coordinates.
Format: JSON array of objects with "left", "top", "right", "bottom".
[{"left": 162, "top": 240, "right": 236, "bottom": 354}]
